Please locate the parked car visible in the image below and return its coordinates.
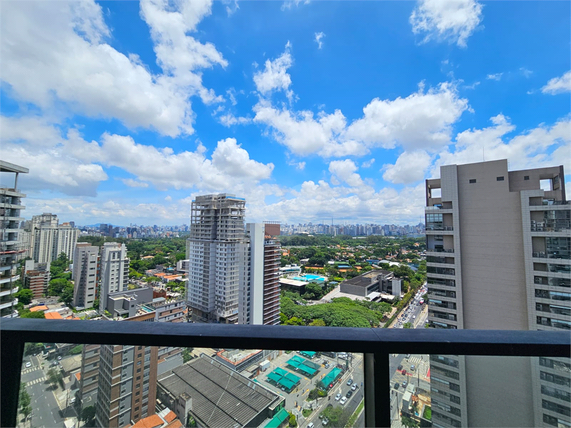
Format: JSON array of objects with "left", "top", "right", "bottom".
[
  {"left": 394, "top": 383, "right": 400, "bottom": 390},
  {"left": 347, "top": 378, "right": 353, "bottom": 386},
  {"left": 351, "top": 384, "right": 357, "bottom": 391},
  {"left": 397, "top": 365, "right": 403, "bottom": 371},
  {"left": 402, "top": 381, "right": 408, "bottom": 388},
  {"left": 308, "top": 423, "right": 314, "bottom": 428},
  {"left": 322, "top": 417, "right": 329, "bottom": 426},
  {"left": 411, "top": 365, "right": 416, "bottom": 371},
  {"left": 346, "top": 390, "right": 353, "bottom": 398},
  {"left": 25, "top": 362, "right": 31, "bottom": 368},
  {"left": 335, "top": 393, "right": 341, "bottom": 401},
  {"left": 340, "top": 397, "right": 347, "bottom": 405}
]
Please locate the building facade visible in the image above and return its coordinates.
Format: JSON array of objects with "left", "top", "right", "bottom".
[
  {"left": 99, "top": 242, "right": 129, "bottom": 313},
  {"left": 23, "top": 260, "right": 50, "bottom": 299},
  {"left": 425, "top": 160, "right": 570, "bottom": 428},
  {"left": 187, "top": 194, "right": 249, "bottom": 323},
  {"left": 0, "top": 161, "right": 28, "bottom": 318},
  {"left": 72, "top": 243, "right": 100, "bottom": 309},
  {"left": 28, "top": 213, "right": 79, "bottom": 264},
  {"left": 95, "top": 340, "right": 159, "bottom": 428}
]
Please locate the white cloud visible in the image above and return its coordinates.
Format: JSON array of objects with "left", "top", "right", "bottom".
[
  {"left": 122, "top": 179, "right": 149, "bottom": 188},
  {"left": 382, "top": 151, "right": 432, "bottom": 184},
  {"left": 218, "top": 114, "right": 251, "bottom": 127},
  {"left": 222, "top": 0, "right": 240, "bottom": 16},
  {"left": 520, "top": 67, "right": 533, "bottom": 78},
  {"left": 410, "top": 0, "right": 483, "bottom": 47},
  {"left": 542, "top": 71, "right": 571, "bottom": 95},
  {"left": 281, "top": 0, "right": 310, "bottom": 11},
  {"left": 361, "top": 159, "right": 375, "bottom": 168},
  {"left": 486, "top": 73, "right": 503, "bottom": 81},
  {"left": 253, "top": 42, "right": 294, "bottom": 99},
  {"left": 345, "top": 82, "right": 469, "bottom": 151},
  {"left": 1, "top": 0, "right": 225, "bottom": 138},
  {"left": 1, "top": 115, "right": 274, "bottom": 196},
  {"left": 164, "top": 195, "right": 173, "bottom": 201},
  {"left": 296, "top": 162, "right": 306, "bottom": 170},
  {"left": 315, "top": 32, "right": 325, "bottom": 49},
  {"left": 329, "top": 160, "right": 364, "bottom": 187},
  {"left": 434, "top": 114, "right": 571, "bottom": 174}
]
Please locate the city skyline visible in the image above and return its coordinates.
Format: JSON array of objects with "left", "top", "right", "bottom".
[{"left": 1, "top": 1, "right": 569, "bottom": 226}]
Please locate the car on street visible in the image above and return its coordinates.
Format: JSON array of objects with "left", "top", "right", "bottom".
[
  {"left": 25, "top": 362, "right": 31, "bottom": 368},
  {"left": 397, "top": 365, "right": 403, "bottom": 371},
  {"left": 411, "top": 365, "right": 415, "bottom": 371},
  {"left": 308, "top": 423, "right": 314, "bottom": 428},
  {"left": 406, "top": 354, "right": 411, "bottom": 359},
  {"left": 346, "top": 391, "right": 353, "bottom": 398},
  {"left": 394, "top": 383, "right": 400, "bottom": 390},
  {"left": 325, "top": 363, "right": 330, "bottom": 369},
  {"left": 340, "top": 397, "right": 347, "bottom": 405},
  {"left": 335, "top": 393, "right": 341, "bottom": 401},
  {"left": 351, "top": 384, "right": 357, "bottom": 391},
  {"left": 402, "top": 381, "right": 408, "bottom": 388},
  {"left": 322, "top": 417, "right": 329, "bottom": 426},
  {"left": 347, "top": 379, "right": 353, "bottom": 386},
  {"left": 57, "top": 356, "right": 62, "bottom": 360}
]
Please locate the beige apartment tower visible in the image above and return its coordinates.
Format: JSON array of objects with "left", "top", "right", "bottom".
[{"left": 425, "top": 160, "right": 570, "bottom": 427}]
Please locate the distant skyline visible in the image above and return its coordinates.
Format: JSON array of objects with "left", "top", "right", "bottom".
[{"left": 1, "top": 0, "right": 569, "bottom": 225}]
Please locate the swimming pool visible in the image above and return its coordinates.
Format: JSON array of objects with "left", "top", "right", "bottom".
[{"left": 291, "top": 274, "right": 325, "bottom": 283}]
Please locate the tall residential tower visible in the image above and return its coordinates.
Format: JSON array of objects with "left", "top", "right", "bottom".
[
  {"left": 99, "top": 242, "right": 129, "bottom": 313},
  {"left": 72, "top": 242, "right": 100, "bottom": 309},
  {"left": 0, "top": 161, "right": 28, "bottom": 318},
  {"left": 425, "top": 160, "right": 570, "bottom": 428}
]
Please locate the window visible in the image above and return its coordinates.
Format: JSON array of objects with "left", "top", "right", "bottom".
[
  {"left": 524, "top": 175, "right": 530, "bottom": 180},
  {"left": 469, "top": 179, "right": 476, "bottom": 183},
  {"left": 496, "top": 176, "right": 504, "bottom": 181}
]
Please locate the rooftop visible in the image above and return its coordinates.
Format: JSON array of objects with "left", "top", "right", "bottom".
[{"left": 159, "top": 356, "right": 281, "bottom": 427}]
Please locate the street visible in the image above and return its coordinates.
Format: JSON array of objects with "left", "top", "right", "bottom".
[{"left": 20, "top": 354, "right": 65, "bottom": 428}]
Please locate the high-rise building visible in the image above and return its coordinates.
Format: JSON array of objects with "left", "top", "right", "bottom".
[
  {"left": 28, "top": 213, "right": 79, "bottom": 264},
  {"left": 425, "top": 159, "right": 570, "bottom": 427},
  {"left": 0, "top": 161, "right": 29, "bottom": 318},
  {"left": 23, "top": 260, "right": 50, "bottom": 299},
  {"left": 99, "top": 242, "right": 129, "bottom": 313},
  {"left": 95, "top": 329, "right": 159, "bottom": 427},
  {"left": 72, "top": 243, "right": 100, "bottom": 309},
  {"left": 187, "top": 194, "right": 249, "bottom": 323},
  {"left": 243, "top": 223, "right": 281, "bottom": 325}
]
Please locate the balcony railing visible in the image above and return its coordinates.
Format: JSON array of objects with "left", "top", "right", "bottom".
[
  {"left": 426, "top": 225, "right": 454, "bottom": 231},
  {"left": 2, "top": 319, "right": 570, "bottom": 428},
  {"left": 426, "top": 248, "right": 455, "bottom": 253},
  {"left": 530, "top": 200, "right": 571, "bottom": 206}
]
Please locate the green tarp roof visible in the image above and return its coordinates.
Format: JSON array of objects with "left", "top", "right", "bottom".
[
  {"left": 300, "top": 351, "right": 316, "bottom": 358},
  {"left": 320, "top": 367, "right": 342, "bottom": 387},
  {"left": 266, "top": 368, "right": 301, "bottom": 391},
  {"left": 265, "top": 408, "right": 290, "bottom": 428},
  {"left": 286, "top": 356, "right": 318, "bottom": 376}
]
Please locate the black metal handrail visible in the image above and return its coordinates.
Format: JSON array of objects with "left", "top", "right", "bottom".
[{"left": 2, "top": 319, "right": 570, "bottom": 428}]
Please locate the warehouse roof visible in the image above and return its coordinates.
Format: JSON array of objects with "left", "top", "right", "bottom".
[{"left": 159, "top": 356, "right": 281, "bottom": 428}]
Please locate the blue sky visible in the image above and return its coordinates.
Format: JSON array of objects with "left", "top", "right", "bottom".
[{"left": 1, "top": 0, "right": 570, "bottom": 226}]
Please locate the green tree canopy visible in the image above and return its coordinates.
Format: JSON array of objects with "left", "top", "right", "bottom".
[{"left": 15, "top": 289, "right": 33, "bottom": 305}]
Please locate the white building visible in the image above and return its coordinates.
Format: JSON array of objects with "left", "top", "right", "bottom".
[
  {"left": 28, "top": 213, "right": 79, "bottom": 264},
  {"left": 186, "top": 195, "right": 281, "bottom": 325},
  {"left": 99, "top": 242, "right": 129, "bottom": 313},
  {"left": 72, "top": 243, "right": 100, "bottom": 309},
  {"left": 187, "top": 194, "right": 249, "bottom": 324},
  {"left": 279, "top": 264, "right": 302, "bottom": 277}
]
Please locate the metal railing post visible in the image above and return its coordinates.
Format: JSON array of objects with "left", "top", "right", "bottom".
[{"left": 1, "top": 329, "right": 25, "bottom": 428}]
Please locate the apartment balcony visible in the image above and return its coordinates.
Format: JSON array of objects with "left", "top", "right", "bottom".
[
  {"left": 0, "top": 287, "right": 18, "bottom": 298},
  {"left": 0, "top": 274, "right": 19, "bottom": 285},
  {"left": 0, "top": 298, "right": 17, "bottom": 311},
  {"left": 2, "top": 319, "right": 569, "bottom": 428},
  {"left": 533, "top": 251, "right": 571, "bottom": 260},
  {"left": 425, "top": 225, "right": 454, "bottom": 234},
  {"left": 426, "top": 248, "right": 455, "bottom": 255}
]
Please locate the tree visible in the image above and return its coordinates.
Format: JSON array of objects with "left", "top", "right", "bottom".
[
  {"left": 24, "top": 342, "right": 44, "bottom": 356},
  {"left": 59, "top": 283, "right": 75, "bottom": 306},
  {"left": 401, "top": 416, "right": 420, "bottom": 428},
  {"left": 70, "top": 345, "right": 83, "bottom": 355},
  {"left": 20, "top": 310, "right": 45, "bottom": 319},
  {"left": 321, "top": 406, "right": 350, "bottom": 428},
  {"left": 284, "top": 316, "right": 305, "bottom": 326},
  {"left": 403, "top": 322, "right": 413, "bottom": 329},
  {"left": 309, "top": 318, "right": 326, "bottom": 326},
  {"left": 15, "top": 289, "right": 34, "bottom": 305},
  {"left": 81, "top": 406, "right": 96, "bottom": 424},
  {"left": 182, "top": 348, "right": 194, "bottom": 363},
  {"left": 288, "top": 414, "right": 297, "bottom": 427},
  {"left": 19, "top": 383, "right": 32, "bottom": 421},
  {"left": 48, "top": 278, "right": 72, "bottom": 297},
  {"left": 47, "top": 368, "right": 59, "bottom": 388},
  {"left": 186, "top": 412, "right": 197, "bottom": 428}
]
